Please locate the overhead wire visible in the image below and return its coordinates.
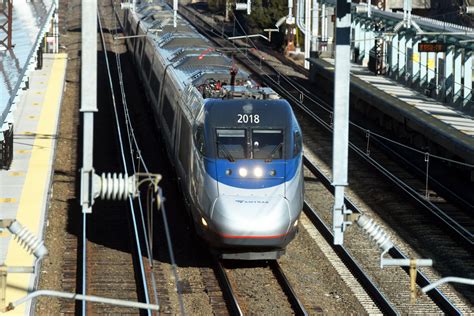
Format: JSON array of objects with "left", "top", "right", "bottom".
[
  {"left": 107, "top": 2, "right": 185, "bottom": 314},
  {"left": 97, "top": 6, "right": 152, "bottom": 315}
]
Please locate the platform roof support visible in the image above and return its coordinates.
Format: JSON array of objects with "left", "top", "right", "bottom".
[
  {"left": 0, "top": 0, "right": 13, "bottom": 50},
  {"left": 363, "top": 27, "right": 372, "bottom": 67},
  {"left": 420, "top": 44, "right": 427, "bottom": 88},
  {"left": 411, "top": 37, "right": 420, "bottom": 86},
  {"left": 463, "top": 51, "right": 472, "bottom": 109},
  {"left": 353, "top": 20, "right": 361, "bottom": 61},
  {"left": 405, "top": 34, "right": 413, "bottom": 82},
  {"left": 443, "top": 46, "right": 454, "bottom": 102},
  {"left": 389, "top": 33, "right": 398, "bottom": 77},
  {"left": 358, "top": 22, "right": 366, "bottom": 64},
  {"left": 332, "top": 0, "right": 352, "bottom": 245},
  {"left": 398, "top": 32, "right": 407, "bottom": 80},
  {"left": 453, "top": 49, "right": 462, "bottom": 105},
  {"left": 426, "top": 49, "right": 436, "bottom": 93}
]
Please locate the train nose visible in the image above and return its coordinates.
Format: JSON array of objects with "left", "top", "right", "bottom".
[{"left": 210, "top": 195, "right": 291, "bottom": 238}]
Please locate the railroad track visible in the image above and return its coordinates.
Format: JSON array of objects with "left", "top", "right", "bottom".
[
  {"left": 49, "top": 1, "right": 155, "bottom": 314},
  {"left": 178, "top": 3, "right": 474, "bottom": 313},
  {"left": 214, "top": 258, "right": 309, "bottom": 315}
]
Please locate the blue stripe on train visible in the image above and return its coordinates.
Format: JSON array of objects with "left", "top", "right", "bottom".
[{"left": 204, "top": 155, "right": 301, "bottom": 189}]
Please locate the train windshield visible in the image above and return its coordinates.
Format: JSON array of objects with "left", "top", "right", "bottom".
[
  {"left": 252, "top": 129, "right": 283, "bottom": 160},
  {"left": 214, "top": 128, "right": 285, "bottom": 160},
  {"left": 216, "top": 129, "right": 247, "bottom": 160}
]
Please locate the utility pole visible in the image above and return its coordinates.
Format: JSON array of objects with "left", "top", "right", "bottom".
[
  {"left": 80, "top": 0, "right": 97, "bottom": 313},
  {"left": 0, "top": 0, "right": 13, "bottom": 50},
  {"left": 332, "top": 0, "right": 352, "bottom": 245}
]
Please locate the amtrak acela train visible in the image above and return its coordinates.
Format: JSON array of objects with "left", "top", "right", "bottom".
[{"left": 124, "top": 1, "right": 304, "bottom": 259}]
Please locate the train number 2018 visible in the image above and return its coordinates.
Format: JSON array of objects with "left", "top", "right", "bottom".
[{"left": 237, "top": 114, "right": 260, "bottom": 124}]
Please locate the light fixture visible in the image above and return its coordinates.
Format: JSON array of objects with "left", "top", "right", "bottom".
[
  {"left": 201, "top": 217, "right": 208, "bottom": 227},
  {"left": 238, "top": 168, "right": 248, "bottom": 177},
  {"left": 254, "top": 167, "right": 263, "bottom": 178}
]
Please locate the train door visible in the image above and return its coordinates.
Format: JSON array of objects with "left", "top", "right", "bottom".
[
  {"left": 177, "top": 115, "right": 192, "bottom": 196},
  {"left": 134, "top": 25, "right": 145, "bottom": 66}
]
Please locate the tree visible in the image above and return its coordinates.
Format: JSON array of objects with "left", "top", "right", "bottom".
[
  {"left": 245, "top": 0, "right": 287, "bottom": 32},
  {"left": 234, "top": 0, "right": 288, "bottom": 49}
]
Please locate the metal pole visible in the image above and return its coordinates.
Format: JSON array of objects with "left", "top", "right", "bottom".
[
  {"left": 173, "top": 0, "right": 178, "bottom": 28},
  {"left": 422, "top": 277, "right": 474, "bottom": 293},
  {"left": 321, "top": 3, "right": 327, "bottom": 50},
  {"left": 7, "top": 0, "right": 11, "bottom": 49},
  {"left": 311, "top": 0, "right": 319, "bottom": 52},
  {"left": 304, "top": 0, "right": 311, "bottom": 68},
  {"left": 80, "top": 0, "right": 98, "bottom": 314},
  {"left": 53, "top": 0, "right": 59, "bottom": 53},
  {"left": 331, "top": 0, "right": 352, "bottom": 245},
  {"left": 5, "top": 290, "right": 160, "bottom": 312}
]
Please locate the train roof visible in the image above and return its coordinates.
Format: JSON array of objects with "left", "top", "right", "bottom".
[{"left": 132, "top": 1, "right": 273, "bottom": 94}]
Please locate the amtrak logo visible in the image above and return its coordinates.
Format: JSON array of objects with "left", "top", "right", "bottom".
[{"left": 235, "top": 200, "right": 269, "bottom": 204}]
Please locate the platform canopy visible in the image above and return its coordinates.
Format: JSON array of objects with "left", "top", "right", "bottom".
[{"left": 0, "top": 0, "right": 56, "bottom": 129}]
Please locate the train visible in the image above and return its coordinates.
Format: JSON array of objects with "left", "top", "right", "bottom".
[{"left": 123, "top": 1, "right": 304, "bottom": 260}]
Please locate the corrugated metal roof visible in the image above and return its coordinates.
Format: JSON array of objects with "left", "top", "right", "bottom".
[{"left": 0, "top": 0, "right": 55, "bottom": 129}]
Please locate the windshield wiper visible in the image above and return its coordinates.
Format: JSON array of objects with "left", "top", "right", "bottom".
[
  {"left": 217, "top": 142, "right": 235, "bottom": 162},
  {"left": 265, "top": 142, "right": 283, "bottom": 161}
]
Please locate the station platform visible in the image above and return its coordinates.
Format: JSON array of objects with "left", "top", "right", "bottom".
[
  {"left": 308, "top": 57, "right": 474, "bottom": 164},
  {"left": 0, "top": 53, "right": 67, "bottom": 314}
]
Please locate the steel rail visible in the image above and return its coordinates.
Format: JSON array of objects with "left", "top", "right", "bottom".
[
  {"left": 97, "top": 8, "right": 153, "bottom": 314},
  {"left": 213, "top": 259, "right": 243, "bottom": 316},
  {"left": 303, "top": 157, "right": 462, "bottom": 315},
  {"left": 303, "top": 201, "right": 397, "bottom": 315},
  {"left": 269, "top": 261, "right": 309, "bottom": 316}
]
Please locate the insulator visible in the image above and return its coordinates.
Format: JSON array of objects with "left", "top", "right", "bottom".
[
  {"left": 465, "top": 6, "right": 474, "bottom": 15},
  {"left": 99, "top": 173, "right": 135, "bottom": 201},
  {"left": 8, "top": 221, "right": 48, "bottom": 259},
  {"left": 356, "top": 215, "right": 393, "bottom": 252}
]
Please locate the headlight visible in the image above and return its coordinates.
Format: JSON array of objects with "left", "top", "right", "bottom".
[
  {"left": 201, "top": 217, "right": 208, "bottom": 227},
  {"left": 238, "top": 168, "right": 248, "bottom": 177},
  {"left": 253, "top": 167, "right": 263, "bottom": 178}
]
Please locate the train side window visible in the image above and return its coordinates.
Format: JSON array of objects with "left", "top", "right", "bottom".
[
  {"left": 137, "top": 39, "right": 143, "bottom": 57},
  {"left": 142, "top": 55, "right": 151, "bottom": 78},
  {"left": 179, "top": 119, "right": 191, "bottom": 170},
  {"left": 194, "top": 125, "right": 205, "bottom": 156},
  {"left": 149, "top": 71, "right": 161, "bottom": 100},
  {"left": 293, "top": 131, "right": 302, "bottom": 157},
  {"left": 162, "top": 96, "right": 175, "bottom": 132},
  {"left": 125, "top": 19, "right": 131, "bottom": 33}
]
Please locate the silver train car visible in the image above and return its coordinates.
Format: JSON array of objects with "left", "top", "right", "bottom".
[{"left": 124, "top": 1, "right": 304, "bottom": 259}]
